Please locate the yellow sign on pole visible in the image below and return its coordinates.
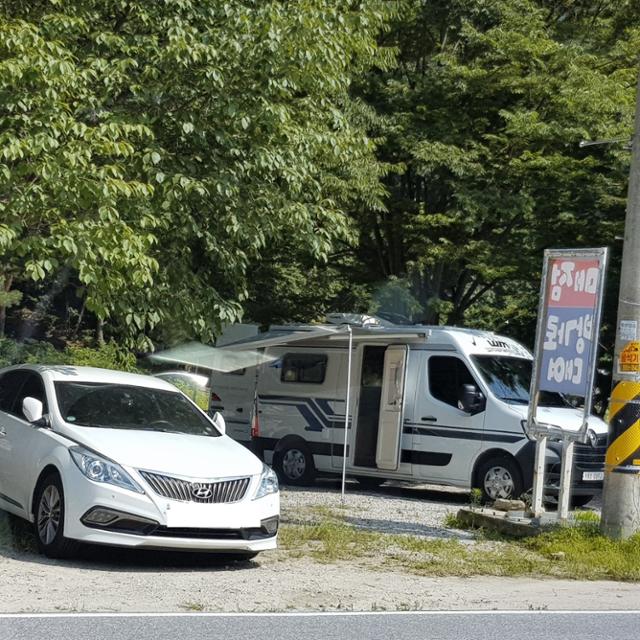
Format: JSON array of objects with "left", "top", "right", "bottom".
[{"left": 619, "top": 341, "right": 640, "bottom": 373}]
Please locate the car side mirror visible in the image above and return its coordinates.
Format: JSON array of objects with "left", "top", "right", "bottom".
[
  {"left": 23, "top": 397, "right": 44, "bottom": 424},
  {"left": 459, "top": 384, "right": 486, "bottom": 415},
  {"left": 212, "top": 411, "right": 226, "bottom": 435}
]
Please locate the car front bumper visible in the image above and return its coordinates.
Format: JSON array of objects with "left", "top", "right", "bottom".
[{"left": 62, "top": 464, "right": 279, "bottom": 552}]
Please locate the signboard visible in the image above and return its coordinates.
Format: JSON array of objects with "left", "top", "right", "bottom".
[
  {"left": 619, "top": 341, "right": 640, "bottom": 373},
  {"left": 527, "top": 248, "right": 608, "bottom": 520},
  {"left": 539, "top": 257, "right": 603, "bottom": 396},
  {"left": 529, "top": 248, "right": 608, "bottom": 433}
]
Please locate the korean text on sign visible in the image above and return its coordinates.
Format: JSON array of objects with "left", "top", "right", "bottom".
[{"left": 540, "top": 259, "right": 601, "bottom": 397}]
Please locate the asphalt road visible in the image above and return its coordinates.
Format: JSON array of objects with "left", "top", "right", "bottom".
[{"left": 1, "top": 611, "right": 639, "bottom": 640}]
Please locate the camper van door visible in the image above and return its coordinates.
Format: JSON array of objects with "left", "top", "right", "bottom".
[
  {"left": 410, "top": 353, "right": 485, "bottom": 483},
  {"left": 375, "top": 345, "right": 409, "bottom": 470}
]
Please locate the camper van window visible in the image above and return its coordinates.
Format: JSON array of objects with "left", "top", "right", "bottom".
[
  {"left": 428, "top": 356, "right": 476, "bottom": 408},
  {"left": 281, "top": 353, "right": 328, "bottom": 384}
]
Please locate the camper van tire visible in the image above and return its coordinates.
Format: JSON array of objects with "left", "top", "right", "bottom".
[
  {"left": 273, "top": 437, "right": 316, "bottom": 486},
  {"left": 571, "top": 494, "right": 594, "bottom": 508},
  {"left": 475, "top": 455, "right": 523, "bottom": 504},
  {"left": 355, "top": 476, "right": 385, "bottom": 489}
]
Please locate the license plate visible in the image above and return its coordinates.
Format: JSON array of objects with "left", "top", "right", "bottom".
[{"left": 582, "top": 471, "right": 604, "bottom": 482}]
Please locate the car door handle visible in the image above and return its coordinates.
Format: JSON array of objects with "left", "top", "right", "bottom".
[
  {"left": 236, "top": 407, "right": 243, "bottom": 413},
  {"left": 0, "top": 427, "right": 6, "bottom": 437},
  {"left": 420, "top": 416, "right": 437, "bottom": 422}
]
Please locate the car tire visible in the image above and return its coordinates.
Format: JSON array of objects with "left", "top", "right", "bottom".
[
  {"left": 475, "top": 456, "right": 523, "bottom": 504},
  {"left": 571, "top": 494, "right": 595, "bottom": 508},
  {"left": 273, "top": 441, "right": 316, "bottom": 486},
  {"left": 355, "top": 476, "right": 385, "bottom": 489},
  {"left": 33, "top": 472, "right": 80, "bottom": 559}
]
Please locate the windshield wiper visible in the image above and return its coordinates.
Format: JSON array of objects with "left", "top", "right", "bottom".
[{"left": 499, "top": 397, "right": 529, "bottom": 404}]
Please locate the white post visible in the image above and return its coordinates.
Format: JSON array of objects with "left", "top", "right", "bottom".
[
  {"left": 531, "top": 435, "right": 547, "bottom": 517},
  {"left": 341, "top": 325, "right": 353, "bottom": 502},
  {"left": 557, "top": 438, "right": 575, "bottom": 522}
]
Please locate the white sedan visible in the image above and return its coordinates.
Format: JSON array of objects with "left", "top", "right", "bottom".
[{"left": 0, "top": 365, "right": 279, "bottom": 559}]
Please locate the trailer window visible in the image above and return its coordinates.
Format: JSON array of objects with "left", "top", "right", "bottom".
[
  {"left": 281, "top": 353, "right": 328, "bottom": 384},
  {"left": 428, "top": 356, "right": 476, "bottom": 408}
]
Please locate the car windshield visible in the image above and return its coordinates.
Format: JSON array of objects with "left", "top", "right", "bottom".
[
  {"left": 471, "top": 355, "right": 569, "bottom": 408},
  {"left": 54, "top": 381, "right": 221, "bottom": 436}
]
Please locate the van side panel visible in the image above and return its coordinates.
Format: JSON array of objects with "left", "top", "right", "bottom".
[
  {"left": 408, "top": 351, "right": 485, "bottom": 485},
  {"left": 256, "top": 346, "right": 344, "bottom": 473}
]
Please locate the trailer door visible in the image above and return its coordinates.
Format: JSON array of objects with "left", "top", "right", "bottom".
[{"left": 375, "top": 345, "right": 408, "bottom": 471}]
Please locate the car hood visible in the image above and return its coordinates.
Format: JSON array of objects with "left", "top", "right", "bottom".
[
  {"left": 508, "top": 404, "right": 608, "bottom": 435},
  {"left": 59, "top": 425, "right": 263, "bottom": 479}
]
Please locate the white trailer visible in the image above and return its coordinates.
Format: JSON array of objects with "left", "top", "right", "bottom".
[{"left": 209, "top": 315, "right": 608, "bottom": 504}]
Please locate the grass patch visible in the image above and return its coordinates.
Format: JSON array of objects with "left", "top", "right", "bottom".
[
  {"left": 279, "top": 512, "right": 640, "bottom": 581},
  {"left": 279, "top": 521, "right": 381, "bottom": 562},
  {"left": 522, "top": 519, "right": 640, "bottom": 581}
]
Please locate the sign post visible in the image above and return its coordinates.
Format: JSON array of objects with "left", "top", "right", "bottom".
[{"left": 527, "top": 248, "right": 608, "bottom": 520}]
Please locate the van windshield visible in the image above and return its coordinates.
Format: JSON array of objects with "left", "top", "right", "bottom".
[{"left": 471, "top": 355, "right": 568, "bottom": 408}]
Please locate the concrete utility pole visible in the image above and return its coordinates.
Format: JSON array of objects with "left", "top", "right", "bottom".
[{"left": 601, "top": 70, "right": 640, "bottom": 538}]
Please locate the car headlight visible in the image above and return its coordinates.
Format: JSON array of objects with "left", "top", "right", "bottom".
[
  {"left": 69, "top": 446, "right": 144, "bottom": 494},
  {"left": 253, "top": 464, "right": 278, "bottom": 500}
]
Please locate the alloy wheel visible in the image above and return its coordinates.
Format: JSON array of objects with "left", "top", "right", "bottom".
[{"left": 37, "top": 484, "right": 61, "bottom": 546}]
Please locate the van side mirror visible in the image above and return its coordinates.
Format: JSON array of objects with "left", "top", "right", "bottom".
[
  {"left": 22, "top": 397, "right": 44, "bottom": 424},
  {"left": 212, "top": 411, "right": 226, "bottom": 435},
  {"left": 459, "top": 384, "right": 486, "bottom": 415}
]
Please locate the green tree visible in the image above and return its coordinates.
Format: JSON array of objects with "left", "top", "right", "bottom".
[
  {"left": 355, "top": 0, "right": 637, "bottom": 341},
  {"left": 1, "top": 0, "right": 395, "bottom": 347},
  {"left": 0, "top": 16, "right": 157, "bottom": 345}
]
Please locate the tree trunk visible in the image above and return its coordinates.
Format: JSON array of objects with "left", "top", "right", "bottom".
[
  {"left": 0, "top": 275, "right": 14, "bottom": 338},
  {"left": 96, "top": 317, "right": 105, "bottom": 346},
  {"left": 72, "top": 299, "right": 86, "bottom": 339}
]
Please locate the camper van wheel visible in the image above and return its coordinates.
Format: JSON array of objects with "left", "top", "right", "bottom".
[
  {"left": 571, "top": 494, "right": 594, "bottom": 508},
  {"left": 274, "top": 442, "right": 315, "bottom": 486},
  {"left": 476, "top": 456, "right": 523, "bottom": 503}
]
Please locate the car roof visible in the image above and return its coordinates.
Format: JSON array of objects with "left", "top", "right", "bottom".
[{"left": 1, "top": 364, "right": 177, "bottom": 391}]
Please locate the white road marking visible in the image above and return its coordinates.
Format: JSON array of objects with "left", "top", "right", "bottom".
[{"left": 0, "top": 610, "right": 639, "bottom": 619}]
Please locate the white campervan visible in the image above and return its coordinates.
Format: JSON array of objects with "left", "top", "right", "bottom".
[{"left": 210, "top": 315, "right": 608, "bottom": 505}]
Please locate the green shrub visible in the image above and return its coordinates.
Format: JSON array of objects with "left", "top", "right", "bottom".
[
  {"left": 0, "top": 338, "right": 60, "bottom": 367},
  {"left": 0, "top": 338, "right": 138, "bottom": 372},
  {"left": 63, "top": 341, "right": 139, "bottom": 372}
]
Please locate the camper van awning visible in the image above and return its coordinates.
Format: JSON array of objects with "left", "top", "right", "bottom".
[
  {"left": 328, "top": 328, "right": 430, "bottom": 343},
  {"left": 149, "top": 342, "right": 276, "bottom": 372},
  {"left": 219, "top": 326, "right": 345, "bottom": 351},
  {"left": 219, "top": 325, "right": 430, "bottom": 350}
]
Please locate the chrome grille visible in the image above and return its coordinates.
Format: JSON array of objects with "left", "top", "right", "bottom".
[
  {"left": 139, "top": 471, "right": 250, "bottom": 504},
  {"left": 574, "top": 435, "right": 607, "bottom": 472}
]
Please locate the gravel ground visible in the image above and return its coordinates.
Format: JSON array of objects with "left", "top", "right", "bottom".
[
  {"left": 281, "top": 478, "right": 474, "bottom": 540},
  {"left": 1, "top": 480, "right": 632, "bottom": 614}
]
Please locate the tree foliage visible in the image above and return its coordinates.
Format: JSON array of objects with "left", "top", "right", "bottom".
[
  {"left": 1, "top": 0, "right": 394, "bottom": 347},
  {"left": 1, "top": 0, "right": 638, "bottom": 355},
  {"left": 354, "top": 0, "right": 638, "bottom": 343}
]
